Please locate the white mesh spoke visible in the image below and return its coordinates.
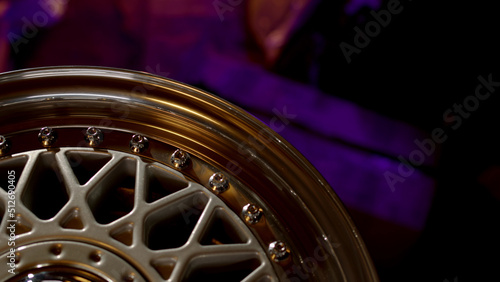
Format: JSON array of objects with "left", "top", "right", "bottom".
[{"left": 0, "top": 148, "right": 276, "bottom": 281}]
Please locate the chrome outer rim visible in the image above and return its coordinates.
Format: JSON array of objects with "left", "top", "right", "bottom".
[{"left": 0, "top": 66, "right": 378, "bottom": 281}]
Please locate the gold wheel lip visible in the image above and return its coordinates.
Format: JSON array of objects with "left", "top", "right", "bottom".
[{"left": 0, "top": 66, "right": 378, "bottom": 281}]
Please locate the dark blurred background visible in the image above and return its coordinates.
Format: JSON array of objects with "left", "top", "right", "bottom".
[{"left": 1, "top": 0, "right": 499, "bottom": 281}]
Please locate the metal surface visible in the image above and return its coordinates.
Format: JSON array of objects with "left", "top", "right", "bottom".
[
  {"left": 37, "top": 127, "right": 57, "bottom": 147},
  {"left": 170, "top": 149, "right": 190, "bottom": 169},
  {"left": 0, "top": 148, "right": 273, "bottom": 281},
  {"left": 85, "top": 127, "right": 104, "bottom": 147},
  {"left": 242, "top": 204, "right": 263, "bottom": 225},
  {"left": 208, "top": 173, "right": 230, "bottom": 195},
  {"left": 0, "top": 66, "right": 378, "bottom": 281},
  {"left": 0, "top": 135, "right": 8, "bottom": 155}
]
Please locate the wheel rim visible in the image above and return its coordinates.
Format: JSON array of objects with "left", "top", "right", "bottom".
[{"left": 0, "top": 67, "right": 378, "bottom": 281}]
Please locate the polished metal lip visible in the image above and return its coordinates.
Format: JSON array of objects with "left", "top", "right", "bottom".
[{"left": 0, "top": 66, "right": 379, "bottom": 281}]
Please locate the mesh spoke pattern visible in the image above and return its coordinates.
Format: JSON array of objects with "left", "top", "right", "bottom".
[{"left": 0, "top": 148, "right": 276, "bottom": 281}]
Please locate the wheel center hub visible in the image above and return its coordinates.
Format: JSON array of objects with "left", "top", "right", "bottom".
[{"left": 2, "top": 241, "right": 143, "bottom": 282}]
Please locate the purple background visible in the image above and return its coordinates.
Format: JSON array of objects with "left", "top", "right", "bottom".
[{"left": 1, "top": 0, "right": 499, "bottom": 280}]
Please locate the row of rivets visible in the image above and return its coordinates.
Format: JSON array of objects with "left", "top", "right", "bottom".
[
  {"left": 3, "top": 127, "right": 291, "bottom": 263},
  {"left": 174, "top": 154, "right": 290, "bottom": 262},
  {"left": 1, "top": 127, "right": 103, "bottom": 149},
  {"left": 242, "top": 203, "right": 289, "bottom": 261},
  {"left": 3, "top": 127, "right": 137, "bottom": 151}
]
